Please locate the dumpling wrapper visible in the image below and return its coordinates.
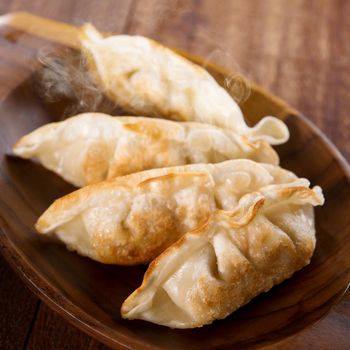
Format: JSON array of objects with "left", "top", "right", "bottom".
[
  {"left": 79, "top": 24, "right": 289, "bottom": 145},
  {"left": 36, "top": 159, "right": 323, "bottom": 265},
  {"left": 121, "top": 184, "right": 324, "bottom": 328},
  {"left": 13, "top": 113, "right": 279, "bottom": 187}
]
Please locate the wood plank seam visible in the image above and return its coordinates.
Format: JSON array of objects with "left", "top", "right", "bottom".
[{"left": 22, "top": 300, "right": 41, "bottom": 350}]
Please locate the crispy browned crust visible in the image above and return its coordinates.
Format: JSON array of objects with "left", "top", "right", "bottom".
[
  {"left": 123, "top": 121, "right": 163, "bottom": 140},
  {"left": 220, "top": 198, "right": 265, "bottom": 228},
  {"left": 83, "top": 141, "right": 110, "bottom": 184},
  {"left": 123, "top": 195, "right": 265, "bottom": 299},
  {"left": 137, "top": 172, "right": 210, "bottom": 188},
  {"left": 277, "top": 186, "right": 322, "bottom": 202},
  {"left": 35, "top": 177, "right": 124, "bottom": 232}
]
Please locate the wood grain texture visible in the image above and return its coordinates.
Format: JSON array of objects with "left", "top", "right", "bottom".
[
  {"left": 26, "top": 303, "right": 110, "bottom": 350},
  {"left": 0, "top": 1, "right": 349, "bottom": 349},
  {"left": 0, "top": 254, "right": 39, "bottom": 350}
]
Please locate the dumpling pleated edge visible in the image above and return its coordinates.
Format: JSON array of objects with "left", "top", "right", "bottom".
[{"left": 121, "top": 185, "right": 324, "bottom": 328}]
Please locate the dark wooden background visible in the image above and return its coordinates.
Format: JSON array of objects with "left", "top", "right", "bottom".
[{"left": 0, "top": 0, "right": 349, "bottom": 349}]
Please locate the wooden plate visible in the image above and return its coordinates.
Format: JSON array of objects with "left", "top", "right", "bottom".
[{"left": 0, "top": 12, "right": 349, "bottom": 350}]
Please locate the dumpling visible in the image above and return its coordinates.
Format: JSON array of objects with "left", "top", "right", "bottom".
[
  {"left": 13, "top": 113, "right": 278, "bottom": 187},
  {"left": 79, "top": 24, "right": 289, "bottom": 145},
  {"left": 35, "top": 159, "right": 323, "bottom": 265},
  {"left": 121, "top": 183, "right": 324, "bottom": 328}
]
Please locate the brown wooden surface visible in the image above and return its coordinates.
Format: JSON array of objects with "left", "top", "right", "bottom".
[{"left": 0, "top": 1, "right": 349, "bottom": 349}]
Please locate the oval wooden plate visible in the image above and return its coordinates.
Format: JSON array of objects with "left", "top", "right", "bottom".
[{"left": 0, "top": 12, "right": 349, "bottom": 350}]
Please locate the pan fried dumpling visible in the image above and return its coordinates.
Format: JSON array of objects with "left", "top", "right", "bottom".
[
  {"left": 79, "top": 24, "right": 289, "bottom": 145},
  {"left": 12, "top": 113, "right": 279, "bottom": 187},
  {"left": 121, "top": 184, "right": 324, "bottom": 328},
  {"left": 35, "top": 159, "right": 323, "bottom": 265}
]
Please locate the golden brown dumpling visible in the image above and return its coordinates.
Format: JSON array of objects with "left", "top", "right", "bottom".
[
  {"left": 79, "top": 24, "right": 289, "bottom": 145},
  {"left": 122, "top": 184, "right": 324, "bottom": 328},
  {"left": 13, "top": 113, "right": 279, "bottom": 187},
  {"left": 35, "top": 159, "right": 323, "bottom": 265}
]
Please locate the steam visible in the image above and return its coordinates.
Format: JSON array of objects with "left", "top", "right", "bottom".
[
  {"left": 34, "top": 48, "right": 119, "bottom": 118},
  {"left": 224, "top": 74, "right": 251, "bottom": 104},
  {"left": 201, "top": 45, "right": 251, "bottom": 105}
]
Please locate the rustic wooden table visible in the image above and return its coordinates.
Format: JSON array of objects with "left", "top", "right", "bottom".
[{"left": 0, "top": 1, "right": 349, "bottom": 349}]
